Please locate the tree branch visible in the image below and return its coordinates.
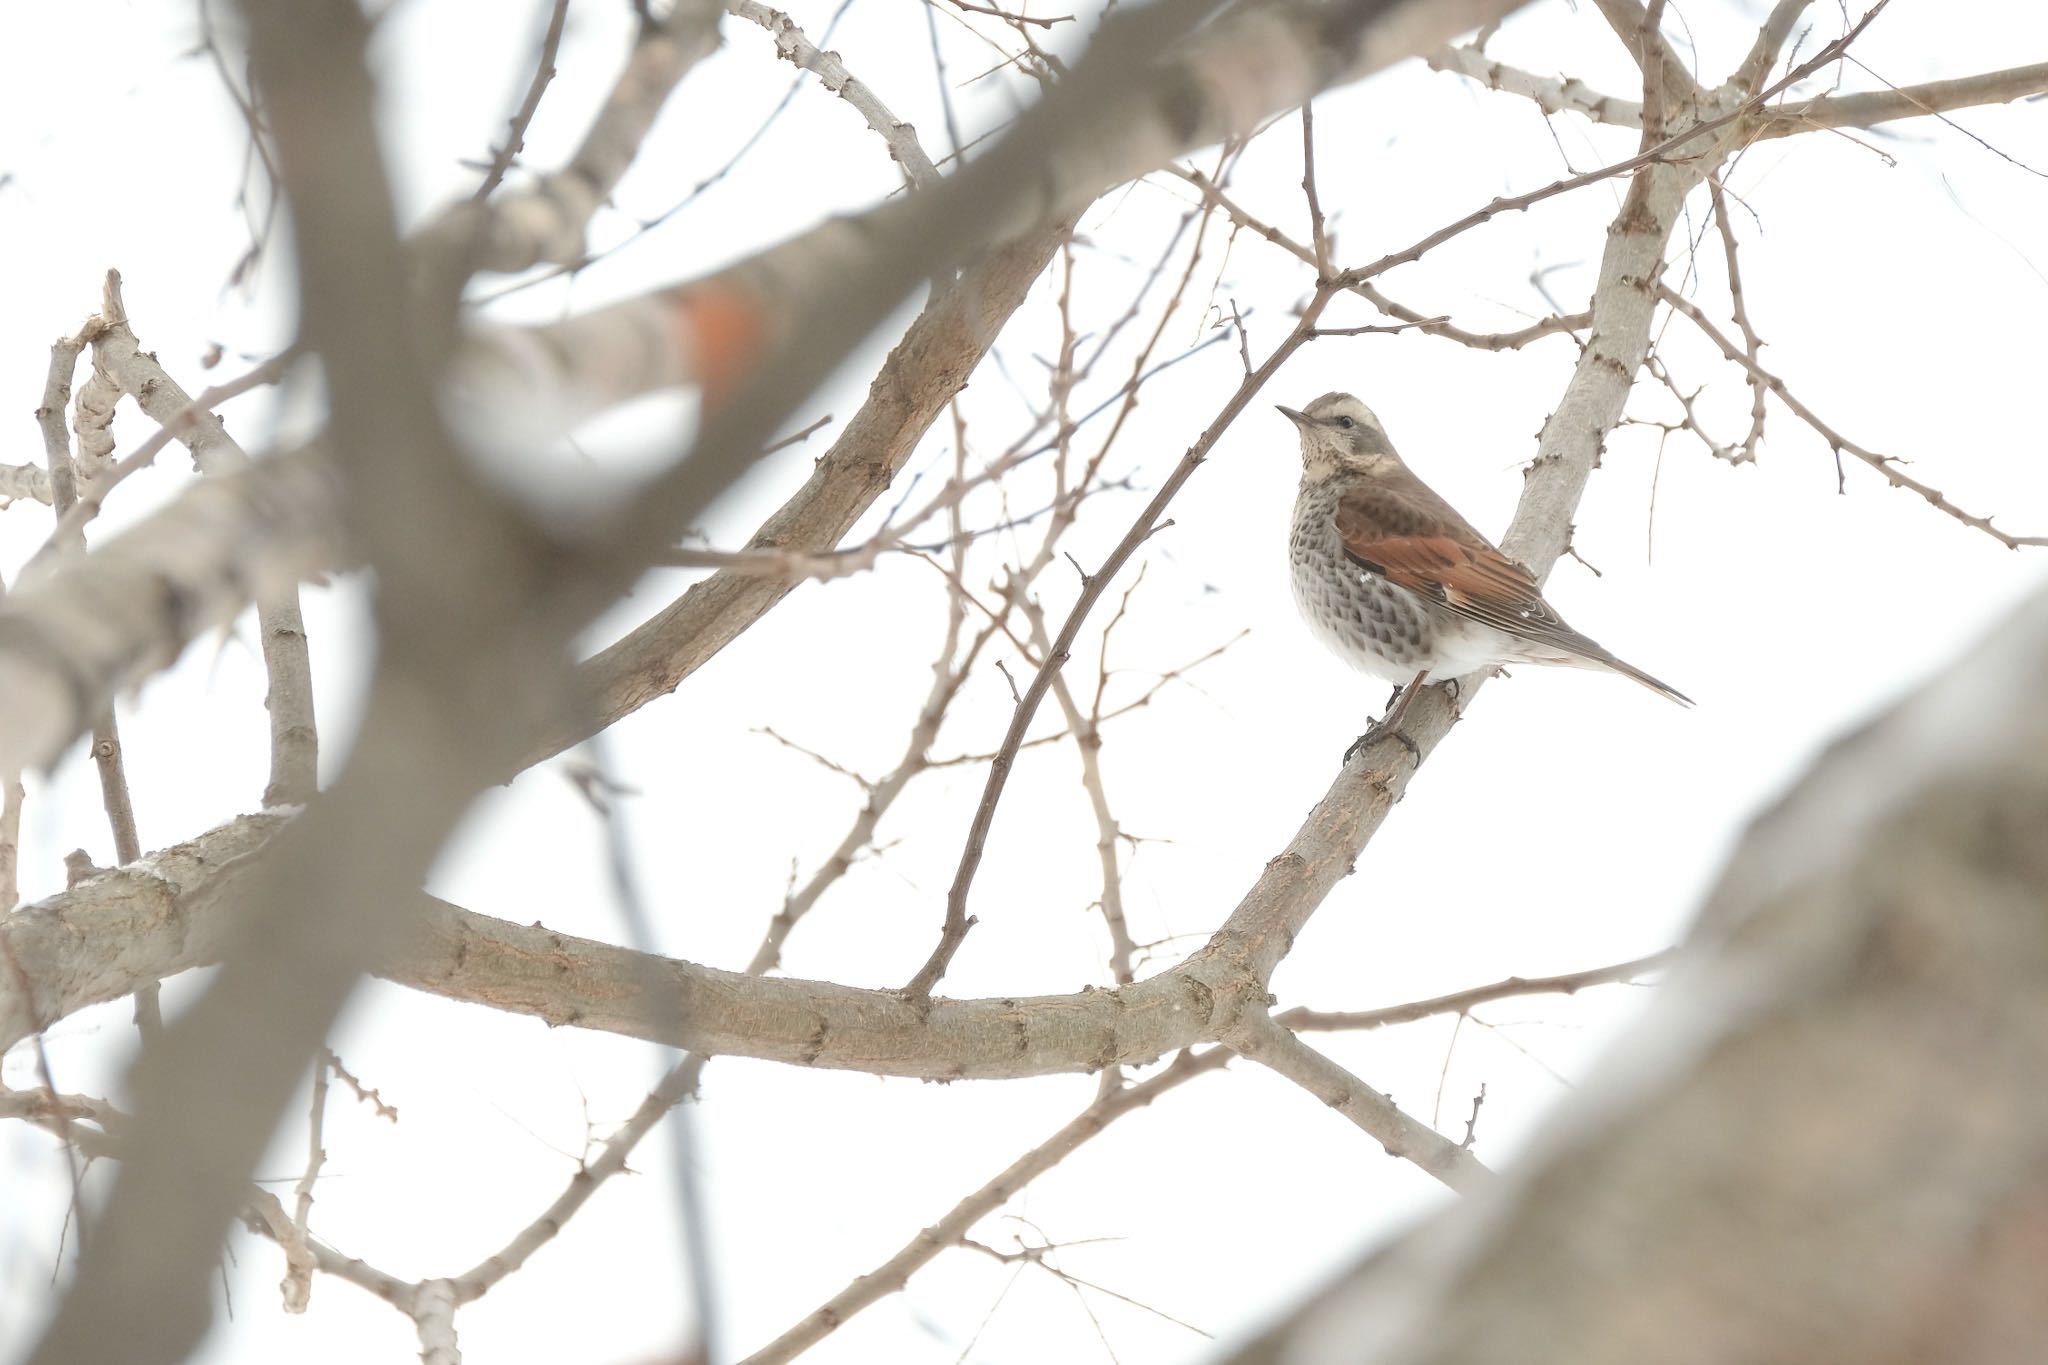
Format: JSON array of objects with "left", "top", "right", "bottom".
[
  {"left": 1757, "top": 59, "right": 2048, "bottom": 137},
  {"left": 1226, "top": 1012, "right": 1491, "bottom": 1192},
  {"left": 1657, "top": 282, "right": 2048, "bottom": 549},
  {"left": 739, "top": 1048, "right": 1231, "bottom": 1364}
]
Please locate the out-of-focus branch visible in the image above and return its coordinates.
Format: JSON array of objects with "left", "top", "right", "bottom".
[
  {"left": 469, "top": 0, "right": 570, "bottom": 203},
  {"left": 0, "top": 463, "right": 53, "bottom": 503},
  {"left": 534, "top": 216, "right": 1074, "bottom": 763},
  {"left": 0, "top": 776, "right": 20, "bottom": 911},
  {"left": 25, "top": 349, "right": 294, "bottom": 571},
  {"left": 1, "top": 0, "right": 1798, "bottom": 1104},
  {"left": 0, "top": 448, "right": 341, "bottom": 775},
  {"left": 0, "top": 812, "right": 290, "bottom": 1056},
  {"left": 459, "top": 0, "right": 1533, "bottom": 462},
  {"left": 439, "top": 2, "right": 724, "bottom": 273},
  {"left": 1224, "top": 579, "right": 2048, "bottom": 1365},
  {"left": 25, "top": 0, "right": 581, "bottom": 1358},
  {"left": 86, "top": 272, "right": 318, "bottom": 805},
  {"left": 241, "top": 1186, "right": 417, "bottom": 1311},
  {"left": 0, "top": 1, "right": 1530, "bottom": 783}
]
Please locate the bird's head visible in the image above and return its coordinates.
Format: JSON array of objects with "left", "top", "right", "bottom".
[{"left": 1276, "top": 392, "right": 1399, "bottom": 480}]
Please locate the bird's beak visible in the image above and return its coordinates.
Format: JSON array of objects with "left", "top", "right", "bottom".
[{"left": 1276, "top": 405, "right": 1310, "bottom": 427}]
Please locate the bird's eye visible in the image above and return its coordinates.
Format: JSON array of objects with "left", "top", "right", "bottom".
[{"left": 1335, "top": 416, "right": 1355, "bottom": 429}]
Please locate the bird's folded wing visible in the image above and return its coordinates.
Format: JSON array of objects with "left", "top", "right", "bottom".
[{"left": 1334, "top": 484, "right": 1575, "bottom": 642}]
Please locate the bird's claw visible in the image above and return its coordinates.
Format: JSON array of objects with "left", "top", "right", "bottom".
[{"left": 1344, "top": 719, "right": 1420, "bottom": 769}]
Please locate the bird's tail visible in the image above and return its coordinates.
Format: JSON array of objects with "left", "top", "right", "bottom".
[{"left": 1595, "top": 653, "right": 1694, "bottom": 707}]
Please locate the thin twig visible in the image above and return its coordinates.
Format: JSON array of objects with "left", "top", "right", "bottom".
[
  {"left": 1280, "top": 950, "right": 1676, "bottom": 1032},
  {"left": 1425, "top": 44, "right": 1644, "bottom": 127},
  {"left": 1657, "top": 283, "right": 2048, "bottom": 548},
  {"left": 903, "top": 285, "right": 1336, "bottom": 998},
  {"left": 1173, "top": 168, "right": 1588, "bottom": 351},
  {"left": 470, "top": 0, "right": 571, "bottom": 202},
  {"left": 1023, "top": 593, "right": 1139, "bottom": 985},
  {"left": 36, "top": 319, "right": 150, "bottom": 1030},
  {"left": 23, "top": 349, "right": 295, "bottom": 578},
  {"left": 740, "top": 1049, "right": 1230, "bottom": 1364},
  {"left": 1301, "top": 102, "right": 1331, "bottom": 277},
  {"left": 1228, "top": 1013, "right": 1491, "bottom": 1192},
  {"left": 729, "top": 0, "right": 942, "bottom": 188},
  {"left": 1706, "top": 176, "right": 1768, "bottom": 461},
  {"left": 928, "top": 629, "right": 1247, "bottom": 768},
  {"left": 1330, "top": 4, "right": 1893, "bottom": 293},
  {"left": 945, "top": 0, "right": 1072, "bottom": 29}
]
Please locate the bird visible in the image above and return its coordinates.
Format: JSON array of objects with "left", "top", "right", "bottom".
[{"left": 1279, "top": 391, "right": 1690, "bottom": 753}]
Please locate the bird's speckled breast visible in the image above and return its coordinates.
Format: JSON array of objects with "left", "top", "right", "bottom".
[{"left": 1288, "top": 480, "right": 1440, "bottom": 686}]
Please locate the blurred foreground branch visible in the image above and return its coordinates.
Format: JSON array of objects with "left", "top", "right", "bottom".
[{"left": 1226, "top": 575, "right": 2048, "bottom": 1365}]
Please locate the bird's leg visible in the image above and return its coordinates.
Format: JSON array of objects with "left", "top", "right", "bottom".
[{"left": 1345, "top": 670, "right": 1428, "bottom": 767}]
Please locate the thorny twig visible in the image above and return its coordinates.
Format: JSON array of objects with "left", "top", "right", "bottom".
[
  {"left": 470, "top": 0, "right": 571, "bottom": 202},
  {"left": 1657, "top": 283, "right": 2048, "bottom": 548}
]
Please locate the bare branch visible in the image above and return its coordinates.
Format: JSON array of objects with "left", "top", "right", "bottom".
[
  {"left": 1426, "top": 44, "right": 1642, "bottom": 126},
  {"left": 1301, "top": 102, "right": 1332, "bottom": 276},
  {"left": 1732, "top": 0, "right": 1813, "bottom": 97},
  {"left": 1657, "top": 282, "right": 2048, "bottom": 549},
  {"left": 469, "top": 0, "right": 570, "bottom": 203},
  {"left": 1332, "top": 6, "right": 1891, "bottom": 295},
  {"left": 1023, "top": 596, "right": 1138, "bottom": 985},
  {"left": 1758, "top": 59, "right": 2048, "bottom": 138},
  {"left": 1227, "top": 1012, "right": 1491, "bottom": 1192},
  {"left": 1175, "top": 167, "right": 1588, "bottom": 350},
  {"left": 445, "top": 2, "right": 724, "bottom": 273},
  {"left": 0, "top": 448, "right": 340, "bottom": 775},
  {"left": 1592, "top": 0, "right": 1700, "bottom": 117},
  {"left": 1706, "top": 176, "right": 1768, "bottom": 462},
  {"left": 1228, "top": 579, "right": 2048, "bottom": 1364},
  {"left": 84, "top": 273, "right": 317, "bottom": 805},
  {"left": 1281, "top": 950, "right": 1676, "bottom": 1031},
  {"left": 729, "top": 0, "right": 941, "bottom": 188},
  {"left": 411, "top": 1279, "right": 460, "bottom": 1365},
  {"left": 540, "top": 217, "right": 1074, "bottom": 763},
  {"left": 0, "top": 775, "right": 21, "bottom": 912},
  {"left": 904, "top": 288, "right": 1333, "bottom": 997},
  {"left": 25, "top": 348, "right": 294, "bottom": 569},
  {"left": 740, "top": 1049, "right": 1230, "bottom": 1364},
  {"left": 0, "top": 462, "right": 53, "bottom": 504}
]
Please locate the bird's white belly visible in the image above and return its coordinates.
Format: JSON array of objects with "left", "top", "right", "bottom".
[{"left": 1288, "top": 557, "right": 1436, "bottom": 686}]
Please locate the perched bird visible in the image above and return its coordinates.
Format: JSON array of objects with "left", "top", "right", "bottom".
[{"left": 1280, "top": 392, "right": 1690, "bottom": 747}]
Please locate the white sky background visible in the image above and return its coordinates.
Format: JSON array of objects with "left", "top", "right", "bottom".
[{"left": 3, "top": 1, "right": 2046, "bottom": 1362}]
